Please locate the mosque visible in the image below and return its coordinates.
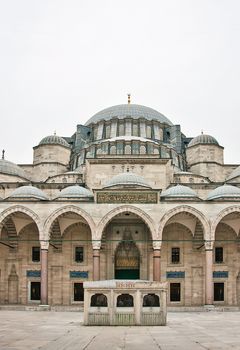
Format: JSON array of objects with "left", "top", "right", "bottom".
[{"left": 0, "top": 97, "right": 240, "bottom": 307}]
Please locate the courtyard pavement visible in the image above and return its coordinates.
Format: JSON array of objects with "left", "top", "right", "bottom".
[{"left": 0, "top": 311, "right": 240, "bottom": 349}]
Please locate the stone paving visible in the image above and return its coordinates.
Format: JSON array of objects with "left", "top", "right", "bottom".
[{"left": 0, "top": 311, "right": 240, "bottom": 349}]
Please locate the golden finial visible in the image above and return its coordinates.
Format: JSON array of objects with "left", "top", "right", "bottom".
[
  {"left": 2, "top": 149, "right": 5, "bottom": 160},
  {"left": 54, "top": 130, "right": 56, "bottom": 136},
  {"left": 127, "top": 93, "right": 131, "bottom": 104},
  {"left": 201, "top": 130, "right": 204, "bottom": 135}
]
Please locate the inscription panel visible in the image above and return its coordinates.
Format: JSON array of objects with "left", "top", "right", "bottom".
[
  {"left": 97, "top": 191, "right": 158, "bottom": 204},
  {"left": 166, "top": 271, "right": 185, "bottom": 279},
  {"left": 213, "top": 271, "right": 228, "bottom": 278},
  {"left": 70, "top": 271, "right": 88, "bottom": 278},
  {"left": 27, "top": 270, "right": 41, "bottom": 278}
]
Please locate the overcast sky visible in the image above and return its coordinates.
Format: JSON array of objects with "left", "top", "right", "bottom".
[{"left": 0, "top": 0, "right": 239, "bottom": 165}]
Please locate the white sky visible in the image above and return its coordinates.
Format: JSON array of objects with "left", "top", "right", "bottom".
[{"left": 0, "top": 0, "right": 239, "bottom": 165}]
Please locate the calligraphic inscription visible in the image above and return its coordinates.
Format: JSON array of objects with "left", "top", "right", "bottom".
[
  {"left": 97, "top": 191, "right": 158, "bottom": 204},
  {"left": 70, "top": 271, "right": 88, "bottom": 278},
  {"left": 116, "top": 257, "right": 138, "bottom": 268},
  {"left": 27, "top": 270, "right": 41, "bottom": 278},
  {"left": 116, "top": 282, "right": 136, "bottom": 288},
  {"left": 166, "top": 271, "right": 185, "bottom": 279},
  {"left": 213, "top": 271, "right": 228, "bottom": 278}
]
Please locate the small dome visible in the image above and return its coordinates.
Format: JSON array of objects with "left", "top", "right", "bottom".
[
  {"left": 188, "top": 134, "right": 219, "bottom": 147},
  {"left": 55, "top": 185, "right": 93, "bottom": 199},
  {"left": 104, "top": 172, "right": 151, "bottom": 188},
  {"left": 226, "top": 166, "right": 240, "bottom": 181},
  {"left": 0, "top": 159, "right": 28, "bottom": 179},
  {"left": 39, "top": 135, "right": 70, "bottom": 148},
  {"left": 9, "top": 186, "right": 48, "bottom": 200},
  {"left": 161, "top": 185, "right": 198, "bottom": 198},
  {"left": 85, "top": 104, "right": 173, "bottom": 125},
  {"left": 207, "top": 184, "right": 240, "bottom": 200}
]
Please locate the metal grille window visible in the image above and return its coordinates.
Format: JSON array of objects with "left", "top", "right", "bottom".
[
  {"left": 75, "top": 247, "right": 84, "bottom": 263},
  {"left": 215, "top": 247, "right": 223, "bottom": 263},
  {"left": 171, "top": 247, "right": 180, "bottom": 264},
  {"left": 32, "top": 247, "right": 40, "bottom": 262}
]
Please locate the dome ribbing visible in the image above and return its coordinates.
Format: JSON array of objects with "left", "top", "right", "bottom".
[
  {"left": 85, "top": 104, "right": 172, "bottom": 125},
  {"left": 39, "top": 135, "right": 70, "bottom": 148}
]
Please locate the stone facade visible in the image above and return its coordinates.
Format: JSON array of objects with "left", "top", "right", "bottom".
[{"left": 0, "top": 102, "right": 240, "bottom": 307}]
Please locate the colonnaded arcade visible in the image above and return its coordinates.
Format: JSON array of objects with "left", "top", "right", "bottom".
[{"left": 0, "top": 99, "right": 240, "bottom": 307}]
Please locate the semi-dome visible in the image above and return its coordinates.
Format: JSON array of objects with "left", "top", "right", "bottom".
[
  {"left": 55, "top": 185, "right": 93, "bottom": 199},
  {"left": 85, "top": 104, "right": 173, "bottom": 125},
  {"left": 39, "top": 135, "right": 70, "bottom": 148},
  {"left": 9, "top": 186, "right": 48, "bottom": 200},
  {"left": 188, "top": 134, "right": 219, "bottom": 147},
  {"left": 207, "top": 184, "right": 240, "bottom": 200},
  {"left": 0, "top": 159, "right": 28, "bottom": 179},
  {"left": 161, "top": 185, "right": 198, "bottom": 198},
  {"left": 226, "top": 166, "right": 240, "bottom": 181},
  {"left": 104, "top": 172, "right": 151, "bottom": 188}
]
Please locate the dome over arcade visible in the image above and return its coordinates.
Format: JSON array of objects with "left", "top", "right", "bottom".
[
  {"left": 161, "top": 185, "right": 198, "bottom": 198},
  {"left": 39, "top": 135, "right": 70, "bottom": 148},
  {"left": 188, "top": 134, "right": 219, "bottom": 147},
  {"left": 226, "top": 166, "right": 240, "bottom": 182},
  {"left": 8, "top": 185, "right": 48, "bottom": 200},
  {"left": 85, "top": 104, "right": 173, "bottom": 126},
  {"left": 0, "top": 159, "right": 28, "bottom": 179},
  {"left": 55, "top": 185, "right": 93, "bottom": 199},
  {"left": 104, "top": 172, "right": 151, "bottom": 188},
  {"left": 207, "top": 184, "right": 240, "bottom": 200}
]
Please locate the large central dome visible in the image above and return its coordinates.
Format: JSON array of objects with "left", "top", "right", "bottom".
[{"left": 85, "top": 104, "right": 172, "bottom": 125}]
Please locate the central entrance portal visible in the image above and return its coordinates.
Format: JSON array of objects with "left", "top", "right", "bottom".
[
  {"left": 102, "top": 211, "right": 152, "bottom": 280},
  {"left": 115, "top": 229, "right": 140, "bottom": 280}
]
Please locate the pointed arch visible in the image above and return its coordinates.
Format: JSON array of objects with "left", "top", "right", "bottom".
[
  {"left": 0, "top": 205, "right": 41, "bottom": 236},
  {"left": 96, "top": 205, "right": 156, "bottom": 241},
  {"left": 44, "top": 205, "right": 96, "bottom": 240},
  {"left": 158, "top": 205, "right": 210, "bottom": 240},
  {"left": 211, "top": 206, "right": 240, "bottom": 239}
]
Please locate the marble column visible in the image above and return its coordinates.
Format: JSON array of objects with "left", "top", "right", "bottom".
[
  {"left": 93, "top": 249, "right": 100, "bottom": 281},
  {"left": 153, "top": 249, "right": 161, "bottom": 281},
  {"left": 40, "top": 249, "right": 48, "bottom": 305},
  {"left": 205, "top": 248, "right": 213, "bottom": 305}
]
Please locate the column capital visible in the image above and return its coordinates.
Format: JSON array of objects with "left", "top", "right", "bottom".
[
  {"left": 153, "top": 240, "right": 162, "bottom": 250},
  {"left": 40, "top": 240, "right": 49, "bottom": 250},
  {"left": 204, "top": 240, "right": 214, "bottom": 250},
  {"left": 92, "top": 240, "right": 101, "bottom": 250}
]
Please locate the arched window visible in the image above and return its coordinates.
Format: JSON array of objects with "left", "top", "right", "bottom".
[
  {"left": 90, "top": 293, "right": 108, "bottom": 307},
  {"left": 110, "top": 145, "right": 116, "bottom": 154},
  {"left": 117, "top": 294, "right": 134, "bottom": 307},
  {"left": 125, "top": 145, "right": 131, "bottom": 154},
  {"left": 143, "top": 293, "right": 160, "bottom": 307}
]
